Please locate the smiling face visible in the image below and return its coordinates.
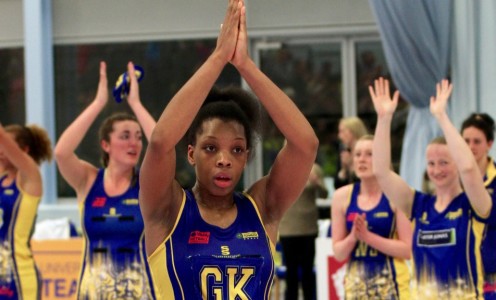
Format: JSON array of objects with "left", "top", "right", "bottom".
[
  {"left": 425, "top": 143, "right": 459, "bottom": 189},
  {"left": 353, "top": 139, "right": 374, "bottom": 179},
  {"left": 462, "top": 126, "right": 493, "bottom": 164},
  {"left": 188, "top": 118, "right": 248, "bottom": 196},
  {"left": 101, "top": 120, "right": 143, "bottom": 168}
]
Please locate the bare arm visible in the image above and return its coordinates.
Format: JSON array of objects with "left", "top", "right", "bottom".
[
  {"left": 126, "top": 62, "right": 156, "bottom": 141},
  {"left": 355, "top": 207, "right": 412, "bottom": 259},
  {"left": 430, "top": 80, "right": 492, "bottom": 216},
  {"left": 0, "top": 125, "right": 42, "bottom": 196},
  {"left": 54, "top": 61, "right": 107, "bottom": 198},
  {"left": 139, "top": 0, "right": 243, "bottom": 248},
  {"left": 370, "top": 78, "right": 414, "bottom": 217},
  {"left": 331, "top": 185, "right": 358, "bottom": 262},
  {"left": 233, "top": 4, "right": 319, "bottom": 232}
]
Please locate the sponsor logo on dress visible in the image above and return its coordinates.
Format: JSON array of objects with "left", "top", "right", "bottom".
[
  {"left": 3, "top": 189, "right": 13, "bottom": 196},
  {"left": 373, "top": 211, "right": 389, "bottom": 218},
  {"left": 122, "top": 198, "right": 139, "bottom": 205},
  {"left": 417, "top": 228, "right": 456, "bottom": 247},
  {"left": 92, "top": 197, "right": 106, "bottom": 207},
  {"left": 236, "top": 232, "right": 259, "bottom": 240},
  {"left": 446, "top": 208, "right": 462, "bottom": 220},
  {"left": 188, "top": 231, "right": 210, "bottom": 244},
  {"left": 346, "top": 212, "right": 359, "bottom": 222}
]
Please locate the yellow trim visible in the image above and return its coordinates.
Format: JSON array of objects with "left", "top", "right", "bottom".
[
  {"left": 242, "top": 192, "right": 276, "bottom": 252},
  {"left": 484, "top": 158, "right": 496, "bottom": 187},
  {"left": 147, "top": 190, "right": 187, "bottom": 300},
  {"left": 472, "top": 217, "right": 486, "bottom": 297},
  {"left": 149, "top": 190, "right": 186, "bottom": 259},
  {"left": 241, "top": 191, "right": 275, "bottom": 299},
  {"left": 12, "top": 188, "right": 41, "bottom": 299}
]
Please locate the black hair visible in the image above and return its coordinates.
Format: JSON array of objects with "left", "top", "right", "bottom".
[
  {"left": 186, "top": 86, "right": 261, "bottom": 159},
  {"left": 461, "top": 113, "right": 495, "bottom": 142}
]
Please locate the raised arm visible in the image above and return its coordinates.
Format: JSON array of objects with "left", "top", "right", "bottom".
[
  {"left": 54, "top": 61, "right": 108, "bottom": 198},
  {"left": 430, "top": 80, "right": 492, "bottom": 216},
  {"left": 232, "top": 3, "right": 319, "bottom": 226},
  {"left": 0, "top": 125, "right": 42, "bottom": 196},
  {"left": 126, "top": 62, "right": 156, "bottom": 141},
  {"left": 139, "top": 0, "right": 242, "bottom": 236},
  {"left": 370, "top": 78, "right": 414, "bottom": 217}
]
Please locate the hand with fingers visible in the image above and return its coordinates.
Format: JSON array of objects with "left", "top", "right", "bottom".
[
  {"left": 95, "top": 61, "right": 109, "bottom": 106},
  {"left": 353, "top": 213, "right": 370, "bottom": 243},
  {"left": 126, "top": 62, "right": 141, "bottom": 107},
  {"left": 230, "top": 0, "right": 249, "bottom": 68},
  {"left": 215, "top": 0, "right": 243, "bottom": 65},
  {"left": 368, "top": 77, "right": 399, "bottom": 118},
  {"left": 429, "top": 79, "right": 453, "bottom": 119}
]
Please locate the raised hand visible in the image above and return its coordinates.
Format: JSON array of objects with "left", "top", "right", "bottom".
[
  {"left": 429, "top": 79, "right": 453, "bottom": 118},
  {"left": 94, "top": 61, "right": 109, "bottom": 106},
  {"left": 368, "top": 77, "right": 399, "bottom": 118},
  {"left": 231, "top": 0, "right": 249, "bottom": 68},
  {"left": 215, "top": 0, "right": 242, "bottom": 64},
  {"left": 126, "top": 62, "right": 141, "bottom": 107},
  {"left": 354, "top": 213, "right": 370, "bottom": 243}
]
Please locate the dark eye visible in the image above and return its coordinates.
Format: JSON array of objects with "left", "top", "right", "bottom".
[
  {"left": 205, "top": 145, "right": 216, "bottom": 152},
  {"left": 233, "top": 147, "right": 245, "bottom": 154}
]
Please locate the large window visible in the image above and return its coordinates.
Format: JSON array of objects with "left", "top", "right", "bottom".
[
  {"left": 0, "top": 48, "right": 25, "bottom": 125},
  {"left": 54, "top": 41, "right": 241, "bottom": 197},
  {"left": 259, "top": 42, "right": 343, "bottom": 178},
  {"left": 355, "top": 41, "right": 408, "bottom": 171},
  {"left": 258, "top": 38, "right": 408, "bottom": 188}
]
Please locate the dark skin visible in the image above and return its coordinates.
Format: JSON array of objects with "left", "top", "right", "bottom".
[{"left": 140, "top": 0, "right": 318, "bottom": 255}]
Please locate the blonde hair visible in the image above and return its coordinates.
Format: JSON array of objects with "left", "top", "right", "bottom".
[
  {"left": 340, "top": 117, "right": 368, "bottom": 141},
  {"left": 429, "top": 136, "right": 446, "bottom": 145}
]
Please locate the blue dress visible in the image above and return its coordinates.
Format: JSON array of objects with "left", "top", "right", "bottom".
[
  {"left": 410, "top": 190, "right": 496, "bottom": 299},
  {"left": 77, "top": 169, "right": 156, "bottom": 299},
  {"left": 148, "top": 189, "right": 275, "bottom": 300},
  {"left": 344, "top": 182, "right": 410, "bottom": 299},
  {"left": 0, "top": 175, "right": 41, "bottom": 299}
]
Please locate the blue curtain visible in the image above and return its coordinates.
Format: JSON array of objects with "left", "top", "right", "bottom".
[
  {"left": 368, "top": 0, "right": 452, "bottom": 190},
  {"left": 451, "top": 1, "right": 496, "bottom": 163}
]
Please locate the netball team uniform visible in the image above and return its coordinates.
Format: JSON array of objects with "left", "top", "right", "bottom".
[
  {"left": 483, "top": 158, "right": 496, "bottom": 299},
  {"left": 410, "top": 190, "right": 496, "bottom": 299},
  {"left": 148, "top": 189, "right": 275, "bottom": 300},
  {"left": 77, "top": 169, "right": 156, "bottom": 299},
  {"left": 344, "top": 182, "right": 410, "bottom": 300},
  {"left": 0, "top": 175, "right": 40, "bottom": 299}
]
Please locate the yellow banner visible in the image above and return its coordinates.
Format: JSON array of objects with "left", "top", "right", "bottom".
[{"left": 31, "top": 238, "right": 83, "bottom": 300}]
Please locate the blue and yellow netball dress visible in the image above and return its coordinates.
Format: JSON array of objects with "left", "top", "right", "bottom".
[
  {"left": 0, "top": 175, "right": 40, "bottom": 299},
  {"left": 410, "top": 190, "right": 496, "bottom": 300},
  {"left": 77, "top": 169, "right": 156, "bottom": 300},
  {"left": 482, "top": 158, "right": 496, "bottom": 298},
  {"left": 148, "top": 189, "right": 275, "bottom": 300},
  {"left": 344, "top": 182, "right": 410, "bottom": 300}
]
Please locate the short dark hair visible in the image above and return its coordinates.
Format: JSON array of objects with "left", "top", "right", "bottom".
[
  {"left": 186, "top": 86, "right": 261, "bottom": 159},
  {"left": 461, "top": 113, "right": 495, "bottom": 142}
]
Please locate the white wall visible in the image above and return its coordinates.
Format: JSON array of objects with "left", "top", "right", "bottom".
[
  {"left": 0, "top": 0, "right": 375, "bottom": 47},
  {"left": 0, "top": 0, "right": 24, "bottom": 47}
]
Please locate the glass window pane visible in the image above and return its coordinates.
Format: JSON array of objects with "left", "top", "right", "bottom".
[
  {"left": 259, "top": 43, "right": 342, "bottom": 179},
  {"left": 54, "top": 41, "right": 241, "bottom": 197},
  {"left": 0, "top": 48, "right": 25, "bottom": 125},
  {"left": 355, "top": 41, "right": 408, "bottom": 171}
]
